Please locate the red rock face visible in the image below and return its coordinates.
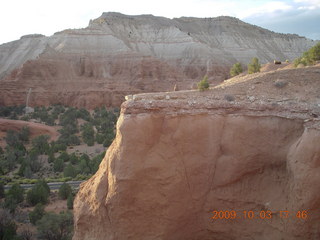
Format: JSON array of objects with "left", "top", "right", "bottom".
[
  {"left": 73, "top": 107, "right": 320, "bottom": 240},
  {"left": 0, "top": 13, "right": 316, "bottom": 108},
  {"left": 0, "top": 53, "right": 193, "bottom": 109},
  {"left": 73, "top": 65, "right": 320, "bottom": 240}
]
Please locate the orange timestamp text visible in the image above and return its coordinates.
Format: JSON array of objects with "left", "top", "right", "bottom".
[{"left": 211, "top": 210, "right": 308, "bottom": 220}]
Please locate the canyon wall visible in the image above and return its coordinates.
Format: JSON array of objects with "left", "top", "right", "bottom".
[
  {"left": 0, "top": 13, "right": 317, "bottom": 108},
  {"left": 73, "top": 65, "right": 320, "bottom": 239}
]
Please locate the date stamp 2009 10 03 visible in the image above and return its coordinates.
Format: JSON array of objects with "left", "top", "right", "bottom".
[{"left": 210, "top": 210, "right": 308, "bottom": 220}]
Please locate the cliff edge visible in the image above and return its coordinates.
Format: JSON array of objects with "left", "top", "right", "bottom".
[{"left": 73, "top": 64, "right": 320, "bottom": 239}]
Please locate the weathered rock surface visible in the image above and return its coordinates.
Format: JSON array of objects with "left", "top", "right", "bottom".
[
  {"left": 0, "top": 12, "right": 317, "bottom": 108},
  {"left": 73, "top": 65, "right": 320, "bottom": 239}
]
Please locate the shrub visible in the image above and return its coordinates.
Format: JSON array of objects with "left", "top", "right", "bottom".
[
  {"left": 274, "top": 80, "right": 288, "bottom": 88},
  {"left": 26, "top": 180, "right": 50, "bottom": 206},
  {"left": 0, "top": 209, "right": 18, "bottom": 239},
  {"left": 224, "top": 94, "right": 235, "bottom": 102},
  {"left": 4, "top": 195, "right": 18, "bottom": 214},
  {"left": 294, "top": 42, "right": 320, "bottom": 67},
  {"left": 197, "top": 75, "right": 210, "bottom": 91},
  {"left": 230, "top": 62, "right": 243, "bottom": 77},
  {"left": 32, "top": 135, "right": 50, "bottom": 154},
  {"left": 248, "top": 57, "right": 261, "bottom": 74},
  {"left": 6, "top": 183, "right": 24, "bottom": 204},
  {"left": 53, "top": 158, "right": 64, "bottom": 172},
  {"left": 0, "top": 181, "right": 4, "bottom": 198},
  {"left": 36, "top": 211, "right": 73, "bottom": 240},
  {"left": 52, "top": 142, "right": 67, "bottom": 152},
  {"left": 81, "top": 123, "right": 95, "bottom": 146},
  {"left": 29, "top": 203, "right": 45, "bottom": 225},
  {"left": 58, "top": 183, "right": 72, "bottom": 200},
  {"left": 67, "top": 194, "right": 74, "bottom": 210},
  {"left": 69, "top": 153, "right": 78, "bottom": 165},
  {"left": 95, "top": 133, "right": 104, "bottom": 144},
  {"left": 19, "top": 126, "right": 30, "bottom": 143},
  {"left": 58, "top": 152, "right": 69, "bottom": 162},
  {"left": 63, "top": 164, "right": 77, "bottom": 178}
]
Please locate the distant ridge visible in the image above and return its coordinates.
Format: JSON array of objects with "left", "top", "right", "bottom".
[{"left": 0, "top": 12, "right": 317, "bottom": 108}]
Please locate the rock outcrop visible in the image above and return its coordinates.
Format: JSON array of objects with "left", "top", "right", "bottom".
[
  {"left": 73, "top": 65, "right": 320, "bottom": 239},
  {"left": 0, "top": 13, "right": 317, "bottom": 108},
  {"left": 0, "top": 118, "right": 59, "bottom": 147}
]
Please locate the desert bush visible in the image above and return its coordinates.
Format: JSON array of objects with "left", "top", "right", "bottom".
[
  {"left": 6, "top": 183, "right": 24, "bottom": 204},
  {"left": 197, "top": 75, "right": 210, "bottom": 91},
  {"left": 26, "top": 180, "right": 50, "bottom": 206},
  {"left": 59, "top": 183, "right": 72, "bottom": 200},
  {"left": 67, "top": 194, "right": 74, "bottom": 210},
  {"left": 0, "top": 209, "right": 18, "bottom": 239},
  {"left": 31, "top": 135, "right": 50, "bottom": 155},
  {"left": 224, "top": 94, "right": 235, "bottom": 102},
  {"left": 36, "top": 211, "right": 73, "bottom": 240},
  {"left": 230, "top": 62, "right": 243, "bottom": 77},
  {"left": 29, "top": 203, "right": 45, "bottom": 225},
  {"left": 248, "top": 57, "right": 261, "bottom": 74},
  {"left": 0, "top": 181, "right": 4, "bottom": 198},
  {"left": 63, "top": 164, "right": 77, "bottom": 178},
  {"left": 69, "top": 153, "right": 79, "bottom": 165},
  {"left": 19, "top": 126, "right": 30, "bottom": 143},
  {"left": 81, "top": 123, "right": 95, "bottom": 146},
  {"left": 53, "top": 158, "right": 64, "bottom": 172},
  {"left": 294, "top": 42, "right": 320, "bottom": 67},
  {"left": 58, "top": 152, "right": 69, "bottom": 162},
  {"left": 274, "top": 80, "right": 288, "bottom": 88}
]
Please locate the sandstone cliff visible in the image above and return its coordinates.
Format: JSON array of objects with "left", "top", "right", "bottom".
[
  {"left": 0, "top": 13, "right": 317, "bottom": 108},
  {"left": 73, "top": 64, "right": 320, "bottom": 239}
]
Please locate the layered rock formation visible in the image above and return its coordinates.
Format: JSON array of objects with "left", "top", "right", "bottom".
[
  {"left": 0, "top": 12, "right": 317, "bottom": 108},
  {"left": 73, "top": 65, "right": 320, "bottom": 239}
]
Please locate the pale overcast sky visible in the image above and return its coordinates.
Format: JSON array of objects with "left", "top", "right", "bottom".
[{"left": 0, "top": 0, "right": 319, "bottom": 45}]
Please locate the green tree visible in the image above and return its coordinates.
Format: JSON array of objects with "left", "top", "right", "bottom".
[
  {"left": 197, "top": 75, "right": 210, "bottom": 91},
  {"left": 248, "top": 57, "right": 261, "bottom": 74},
  {"left": 63, "top": 164, "right": 77, "bottom": 178},
  {"left": 67, "top": 194, "right": 74, "bottom": 210},
  {"left": 53, "top": 158, "right": 64, "bottom": 172},
  {"left": 26, "top": 180, "right": 50, "bottom": 206},
  {"left": 81, "top": 123, "right": 95, "bottom": 146},
  {"left": 230, "top": 62, "right": 243, "bottom": 77},
  {"left": 48, "top": 151, "right": 55, "bottom": 163},
  {"left": 7, "top": 183, "right": 24, "bottom": 204},
  {"left": 36, "top": 211, "right": 73, "bottom": 240},
  {"left": 69, "top": 153, "right": 78, "bottom": 165},
  {"left": 0, "top": 181, "right": 4, "bottom": 199},
  {"left": 19, "top": 126, "right": 30, "bottom": 143},
  {"left": 77, "top": 154, "right": 91, "bottom": 175},
  {"left": 4, "top": 195, "right": 18, "bottom": 214},
  {"left": 58, "top": 183, "right": 72, "bottom": 200},
  {"left": 294, "top": 42, "right": 320, "bottom": 67},
  {"left": 6, "top": 130, "right": 20, "bottom": 148},
  {"left": 58, "top": 152, "right": 69, "bottom": 162},
  {"left": 0, "top": 209, "right": 18, "bottom": 240},
  {"left": 52, "top": 142, "right": 67, "bottom": 152},
  {"left": 32, "top": 135, "right": 50, "bottom": 154},
  {"left": 95, "top": 133, "right": 104, "bottom": 144},
  {"left": 29, "top": 203, "right": 45, "bottom": 225}
]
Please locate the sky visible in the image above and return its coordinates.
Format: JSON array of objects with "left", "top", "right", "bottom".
[{"left": 0, "top": 0, "right": 319, "bottom": 45}]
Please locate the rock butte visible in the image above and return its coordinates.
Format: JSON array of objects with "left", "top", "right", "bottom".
[
  {"left": 0, "top": 12, "right": 318, "bottom": 109},
  {"left": 73, "top": 64, "right": 320, "bottom": 239}
]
